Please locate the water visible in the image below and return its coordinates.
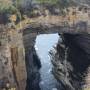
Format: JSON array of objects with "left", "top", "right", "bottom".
[{"left": 35, "top": 34, "right": 60, "bottom": 90}]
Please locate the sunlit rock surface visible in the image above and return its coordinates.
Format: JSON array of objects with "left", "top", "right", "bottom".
[{"left": 0, "top": 27, "right": 27, "bottom": 90}]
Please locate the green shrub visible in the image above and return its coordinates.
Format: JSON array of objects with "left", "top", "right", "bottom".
[{"left": 0, "top": 0, "right": 17, "bottom": 14}]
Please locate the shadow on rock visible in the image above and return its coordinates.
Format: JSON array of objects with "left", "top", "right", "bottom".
[{"left": 25, "top": 47, "right": 41, "bottom": 90}]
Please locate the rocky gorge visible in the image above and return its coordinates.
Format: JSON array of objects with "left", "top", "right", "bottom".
[
  {"left": 0, "top": 0, "right": 90, "bottom": 90},
  {"left": 0, "top": 23, "right": 90, "bottom": 90},
  {"left": 23, "top": 25, "right": 90, "bottom": 90}
]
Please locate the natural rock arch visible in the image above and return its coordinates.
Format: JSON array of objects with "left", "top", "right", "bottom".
[{"left": 23, "top": 26, "right": 90, "bottom": 90}]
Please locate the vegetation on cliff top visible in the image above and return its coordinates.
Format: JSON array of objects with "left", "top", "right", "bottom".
[
  {"left": 32, "top": 0, "right": 76, "bottom": 8},
  {"left": 0, "top": 0, "right": 16, "bottom": 14},
  {"left": 0, "top": 0, "right": 73, "bottom": 14},
  {"left": 0, "top": 0, "right": 86, "bottom": 25}
]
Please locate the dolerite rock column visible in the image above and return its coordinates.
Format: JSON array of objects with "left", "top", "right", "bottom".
[
  {"left": 51, "top": 33, "right": 90, "bottom": 90},
  {"left": 0, "top": 26, "right": 27, "bottom": 90}
]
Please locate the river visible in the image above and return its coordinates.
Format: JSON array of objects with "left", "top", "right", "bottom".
[{"left": 35, "top": 34, "right": 61, "bottom": 90}]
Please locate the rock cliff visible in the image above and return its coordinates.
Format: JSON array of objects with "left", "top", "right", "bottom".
[
  {"left": 25, "top": 47, "right": 41, "bottom": 90},
  {"left": 23, "top": 29, "right": 41, "bottom": 90},
  {"left": 51, "top": 34, "right": 90, "bottom": 90},
  {"left": 0, "top": 26, "right": 27, "bottom": 90}
]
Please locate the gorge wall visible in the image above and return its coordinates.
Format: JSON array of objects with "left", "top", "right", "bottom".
[
  {"left": 25, "top": 47, "right": 41, "bottom": 90},
  {"left": 23, "top": 30, "right": 41, "bottom": 90},
  {"left": 51, "top": 33, "right": 90, "bottom": 90},
  {"left": 0, "top": 25, "right": 42, "bottom": 90}
]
